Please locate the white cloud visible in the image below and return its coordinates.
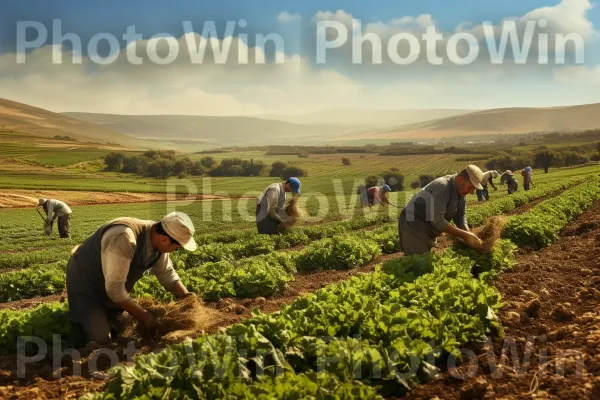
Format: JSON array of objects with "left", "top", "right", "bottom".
[
  {"left": 311, "top": 0, "right": 596, "bottom": 69},
  {"left": 0, "top": 1, "right": 597, "bottom": 116},
  {"left": 553, "top": 64, "right": 600, "bottom": 83},
  {"left": 277, "top": 11, "right": 301, "bottom": 24},
  {"left": 0, "top": 33, "right": 366, "bottom": 115}
]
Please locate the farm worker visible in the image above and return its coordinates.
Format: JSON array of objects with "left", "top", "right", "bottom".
[
  {"left": 38, "top": 198, "right": 72, "bottom": 238},
  {"left": 398, "top": 165, "right": 485, "bottom": 255},
  {"left": 66, "top": 212, "right": 197, "bottom": 345},
  {"left": 476, "top": 170, "right": 499, "bottom": 201},
  {"left": 500, "top": 170, "right": 519, "bottom": 194},
  {"left": 366, "top": 184, "right": 393, "bottom": 207},
  {"left": 256, "top": 177, "right": 301, "bottom": 234},
  {"left": 521, "top": 166, "right": 535, "bottom": 191}
]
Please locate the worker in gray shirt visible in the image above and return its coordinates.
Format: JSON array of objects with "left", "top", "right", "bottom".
[
  {"left": 398, "top": 165, "right": 485, "bottom": 255},
  {"left": 38, "top": 198, "right": 72, "bottom": 238},
  {"left": 256, "top": 177, "right": 301, "bottom": 234}
]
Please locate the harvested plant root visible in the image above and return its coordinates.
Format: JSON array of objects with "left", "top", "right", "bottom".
[
  {"left": 280, "top": 196, "right": 302, "bottom": 232},
  {"left": 478, "top": 216, "right": 507, "bottom": 252},
  {"left": 120, "top": 296, "right": 219, "bottom": 342}
]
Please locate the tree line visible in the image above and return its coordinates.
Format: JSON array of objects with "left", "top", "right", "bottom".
[
  {"left": 485, "top": 145, "right": 599, "bottom": 174},
  {"left": 103, "top": 151, "right": 307, "bottom": 179}
]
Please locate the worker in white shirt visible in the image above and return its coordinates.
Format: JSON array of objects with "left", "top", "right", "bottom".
[
  {"left": 66, "top": 212, "right": 197, "bottom": 346},
  {"left": 38, "top": 198, "right": 72, "bottom": 238}
]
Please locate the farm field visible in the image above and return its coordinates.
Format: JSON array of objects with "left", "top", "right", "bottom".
[
  {"left": 2, "top": 135, "right": 600, "bottom": 197},
  {"left": 4, "top": 0, "right": 600, "bottom": 397},
  {"left": 0, "top": 163, "right": 599, "bottom": 399}
]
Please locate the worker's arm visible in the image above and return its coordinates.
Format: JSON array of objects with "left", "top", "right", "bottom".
[
  {"left": 101, "top": 226, "right": 156, "bottom": 328},
  {"left": 489, "top": 180, "right": 497, "bottom": 191},
  {"left": 381, "top": 193, "right": 391, "bottom": 206},
  {"left": 46, "top": 201, "right": 55, "bottom": 222},
  {"left": 152, "top": 254, "right": 189, "bottom": 299},
  {"left": 266, "top": 188, "right": 284, "bottom": 223},
  {"left": 453, "top": 198, "right": 468, "bottom": 231}
]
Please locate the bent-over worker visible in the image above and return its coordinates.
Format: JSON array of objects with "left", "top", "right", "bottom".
[
  {"left": 476, "top": 170, "right": 499, "bottom": 201},
  {"left": 398, "top": 165, "right": 485, "bottom": 256},
  {"left": 256, "top": 177, "right": 301, "bottom": 234},
  {"left": 500, "top": 170, "right": 519, "bottom": 194},
  {"left": 39, "top": 198, "right": 72, "bottom": 238},
  {"left": 66, "top": 212, "right": 197, "bottom": 345}
]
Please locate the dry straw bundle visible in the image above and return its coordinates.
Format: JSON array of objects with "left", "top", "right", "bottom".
[{"left": 120, "top": 295, "right": 219, "bottom": 342}]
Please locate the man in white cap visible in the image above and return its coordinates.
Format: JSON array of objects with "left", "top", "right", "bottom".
[
  {"left": 66, "top": 212, "right": 197, "bottom": 346},
  {"left": 38, "top": 198, "right": 72, "bottom": 238},
  {"left": 398, "top": 165, "right": 484, "bottom": 255},
  {"left": 500, "top": 170, "right": 519, "bottom": 194},
  {"left": 476, "top": 170, "right": 500, "bottom": 201}
]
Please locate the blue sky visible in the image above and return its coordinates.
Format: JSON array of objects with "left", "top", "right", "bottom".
[
  {"left": 0, "top": 0, "right": 598, "bottom": 114},
  {"left": 2, "top": 0, "right": 598, "bottom": 54}
]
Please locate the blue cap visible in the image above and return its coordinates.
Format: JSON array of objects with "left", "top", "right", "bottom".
[
  {"left": 525, "top": 166, "right": 532, "bottom": 172},
  {"left": 287, "top": 177, "right": 301, "bottom": 194},
  {"left": 382, "top": 184, "right": 391, "bottom": 192}
]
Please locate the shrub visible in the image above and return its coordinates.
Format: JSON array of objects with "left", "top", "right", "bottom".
[{"left": 282, "top": 166, "right": 307, "bottom": 179}]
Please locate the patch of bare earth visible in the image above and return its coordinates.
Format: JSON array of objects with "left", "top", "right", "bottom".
[
  {"left": 404, "top": 201, "right": 600, "bottom": 400},
  {"left": 0, "top": 190, "right": 246, "bottom": 208}
]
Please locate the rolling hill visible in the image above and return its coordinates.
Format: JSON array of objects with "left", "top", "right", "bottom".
[
  {"left": 352, "top": 103, "right": 600, "bottom": 140},
  {"left": 62, "top": 112, "right": 365, "bottom": 147},
  {"left": 0, "top": 98, "right": 159, "bottom": 149},
  {"left": 257, "top": 108, "right": 477, "bottom": 129}
]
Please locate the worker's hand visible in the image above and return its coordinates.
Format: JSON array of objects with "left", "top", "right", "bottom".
[
  {"left": 463, "top": 232, "right": 483, "bottom": 250},
  {"left": 277, "top": 222, "right": 289, "bottom": 233},
  {"left": 139, "top": 310, "right": 157, "bottom": 330},
  {"left": 179, "top": 292, "right": 196, "bottom": 301}
]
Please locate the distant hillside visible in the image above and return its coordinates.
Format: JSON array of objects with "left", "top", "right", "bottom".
[
  {"left": 257, "top": 108, "right": 476, "bottom": 129},
  {"left": 353, "top": 103, "right": 600, "bottom": 140},
  {"left": 0, "top": 98, "right": 159, "bottom": 149},
  {"left": 62, "top": 112, "right": 363, "bottom": 146}
]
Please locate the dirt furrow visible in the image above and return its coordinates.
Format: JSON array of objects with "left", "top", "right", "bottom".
[{"left": 404, "top": 201, "right": 600, "bottom": 400}]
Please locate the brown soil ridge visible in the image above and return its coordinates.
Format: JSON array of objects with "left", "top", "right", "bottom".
[
  {"left": 404, "top": 201, "right": 600, "bottom": 400},
  {"left": 0, "top": 190, "right": 250, "bottom": 209}
]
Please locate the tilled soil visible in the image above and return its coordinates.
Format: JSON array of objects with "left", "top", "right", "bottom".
[
  {"left": 0, "top": 253, "right": 399, "bottom": 400},
  {"left": 0, "top": 193, "right": 589, "bottom": 399},
  {"left": 0, "top": 190, "right": 246, "bottom": 208},
  {"left": 405, "top": 201, "right": 600, "bottom": 400}
]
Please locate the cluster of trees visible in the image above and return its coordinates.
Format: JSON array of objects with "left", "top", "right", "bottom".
[
  {"left": 485, "top": 145, "right": 597, "bottom": 173},
  {"left": 264, "top": 145, "right": 373, "bottom": 155},
  {"left": 268, "top": 162, "right": 307, "bottom": 179},
  {"left": 105, "top": 151, "right": 209, "bottom": 178},
  {"left": 104, "top": 151, "right": 308, "bottom": 179}
]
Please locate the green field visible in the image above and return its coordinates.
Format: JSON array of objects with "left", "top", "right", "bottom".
[{"left": 4, "top": 139, "right": 598, "bottom": 196}]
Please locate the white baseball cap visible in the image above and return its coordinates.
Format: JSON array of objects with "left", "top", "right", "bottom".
[
  {"left": 160, "top": 212, "right": 197, "bottom": 251},
  {"left": 465, "top": 165, "right": 484, "bottom": 190}
]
